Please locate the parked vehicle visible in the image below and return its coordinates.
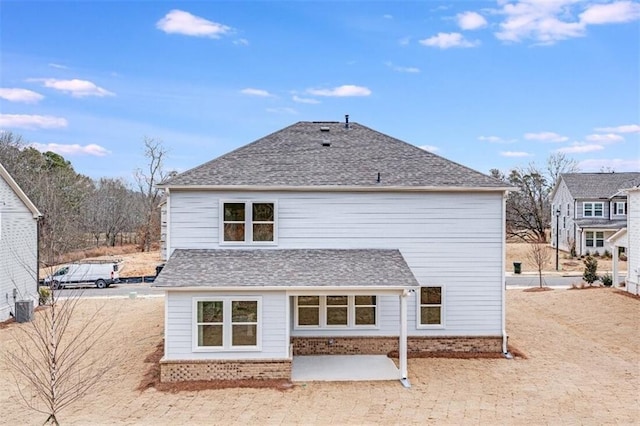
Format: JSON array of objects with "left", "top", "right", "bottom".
[{"left": 44, "top": 261, "right": 122, "bottom": 289}]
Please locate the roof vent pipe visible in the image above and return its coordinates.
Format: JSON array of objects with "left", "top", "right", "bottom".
[{"left": 345, "top": 114, "right": 349, "bottom": 129}]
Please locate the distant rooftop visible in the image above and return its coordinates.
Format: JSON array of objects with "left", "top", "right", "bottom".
[
  {"left": 161, "top": 121, "right": 507, "bottom": 189},
  {"left": 560, "top": 172, "right": 640, "bottom": 199}
]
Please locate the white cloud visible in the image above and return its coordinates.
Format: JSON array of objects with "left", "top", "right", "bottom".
[
  {"left": 501, "top": 151, "right": 532, "bottom": 157},
  {"left": 555, "top": 143, "right": 604, "bottom": 154},
  {"left": 494, "top": 0, "right": 640, "bottom": 45},
  {"left": 419, "top": 145, "right": 439, "bottom": 152},
  {"left": 579, "top": 158, "right": 640, "bottom": 172},
  {"left": 457, "top": 11, "right": 488, "bottom": 30},
  {"left": 585, "top": 133, "right": 624, "bottom": 143},
  {"left": 306, "top": 85, "right": 372, "bottom": 97},
  {"left": 266, "top": 107, "right": 298, "bottom": 115},
  {"left": 156, "top": 10, "right": 232, "bottom": 38},
  {"left": 385, "top": 62, "right": 420, "bottom": 73},
  {"left": 32, "top": 78, "right": 114, "bottom": 97},
  {"left": 478, "top": 135, "right": 516, "bottom": 143},
  {"left": 0, "top": 88, "right": 44, "bottom": 103},
  {"left": 48, "top": 63, "right": 68, "bottom": 69},
  {"left": 240, "top": 88, "right": 273, "bottom": 97},
  {"left": 233, "top": 38, "right": 249, "bottom": 46},
  {"left": 292, "top": 95, "right": 320, "bottom": 104},
  {"left": 580, "top": 1, "right": 640, "bottom": 25},
  {"left": 419, "top": 32, "right": 479, "bottom": 49},
  {"left": 495, "top": 0, "right": 586, "bottom": 44},
  {"left": 31, "top": 143, "right": 110, "bottom": 157},
  {"left": 524, "top": 131, "right": 569, "bottom": 142},
  {"left": 0, "top": 114, "right": 68, "bottom": 129},
  {"left": 594, "top": 124, "right": 640, "bottom": 133}
]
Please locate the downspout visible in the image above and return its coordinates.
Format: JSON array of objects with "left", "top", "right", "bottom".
[{"left": 501, "top": 191, "right": 511, "bottom": 358}]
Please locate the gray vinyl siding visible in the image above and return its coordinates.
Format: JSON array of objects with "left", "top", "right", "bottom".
[
  {"left": 0, "top": 176, "right": 38, "bottom": 321},
  {"left": 167, "top": 190, "right": 504, "bottom": 343},
  {"left": 164, "top": 290, "right": 288, "bottom": 360}
]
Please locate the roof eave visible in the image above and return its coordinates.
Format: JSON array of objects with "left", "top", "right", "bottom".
[
  {"left": 156, "top": 184, "right": 515, "bottom": 193},
  {"left": 0, "top": 162, "right": 42, "bottom": 218},
  {"left": 151, "top": 285, "right": 419, "bottom": 293}
]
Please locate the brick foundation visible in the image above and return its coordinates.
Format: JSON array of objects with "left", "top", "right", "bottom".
[
  {"left": 160, "top": 358, "right": 291, "bottom": 382},
  {"left": 292, "top": 336, "right": 502, "bottom": 355}
]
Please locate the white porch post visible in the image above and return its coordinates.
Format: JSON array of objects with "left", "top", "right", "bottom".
[
  {"left": 612, "top": 245, "right": 619, "bottom": 287},
  {"left": 399, "top": 290, "right": 408, "bottom": 384}
]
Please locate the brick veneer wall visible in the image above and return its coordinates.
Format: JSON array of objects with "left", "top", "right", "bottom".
[
  {"left": 292, "top": 336, "right": 502, "bottom": 355},
  {"left": 160, "top": 358, "right": 291, "bottom": 382}
]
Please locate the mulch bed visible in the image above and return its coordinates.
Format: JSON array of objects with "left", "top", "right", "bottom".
[
  {"left": 613, "top": 289, "right": 640, "bottom": 301},
  {"left": 137, "top": 340, "right": 293, "bottom": 392},
  {"left": 523, "top": 287, "right": 553, "bottom": 292}
]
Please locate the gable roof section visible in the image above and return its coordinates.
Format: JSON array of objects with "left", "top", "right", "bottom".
[
  {"left": 559, "top": 172, "right": 640, "bottom": 199},
  {"left": 161, "top": 121, "right": 507, "bottom": 190},
  {"left": 152, "top": 248, "right": 420, "bottom": 290},
  {"left": 0, "top": 161, "right": 42, "bottom": 218}
]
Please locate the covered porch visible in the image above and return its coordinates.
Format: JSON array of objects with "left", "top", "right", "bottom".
[
  {"left": 607, "top": 228, "right": 628, "bottom": 288},
  {"left": 291, "top": 355, "right": 400, "bottom": 382}
]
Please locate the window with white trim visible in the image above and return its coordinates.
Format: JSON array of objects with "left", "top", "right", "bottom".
[
  {"left": 295, "top": 295, "right": 377, "bottom": 328},
  {"left": 194, "top": 297, "right": 260, "bottom": 350},
  {"left": 566, "top": 203, "right": 570, "bottom": 216},
  {"left": 418, "top": 286, "right": 443, "bottom": 326},
  {"left": 221, "top": 201, "right": 276, "bottom": 244},
  {"left": 583, "top": 202, "right": 603, "bottom": 217},
  {"left": 585, "top": 231, "right": 604, "bottom": 248},
  {"left": 614, "top": 202, "right": 626, "bottom": 215}
]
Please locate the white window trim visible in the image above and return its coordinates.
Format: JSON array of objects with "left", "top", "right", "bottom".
[
  {"left": 293, "top": 295, "right": 378, "bottom": 330},
  {"left": 192, "top": 296, "right": 262, "bottom": 352},
  {"left": 416, "top": 285, "right": 445, "bottom": 329},
  {"left": 613, "top": 201, "right": 626, "bottom": 216},
  {"left": 585, "top": 231, "right": 605, "bottom": 248},
  {"left": 583, "top": 202, "right": 604, "bottom": 218},
  {"left": 219, "top": 200, "right": 278, "bottom": 246}
]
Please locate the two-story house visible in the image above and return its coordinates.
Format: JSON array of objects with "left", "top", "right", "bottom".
[
  {"left": 152, "top": 120, "right": 511, "bottom": 384},
  {"left": 0, "top": 162, "right": 42, "bottom": 322},
  {"left": 550, "top": 172, "right": 640, "bottom": 256}
]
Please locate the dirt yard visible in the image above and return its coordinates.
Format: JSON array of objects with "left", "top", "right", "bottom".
[
  {"left": 506, "top": 242, "right": 621, "bottom": 274},
  {"left": 0, "top": 289, "right": 637, "bottom": 425}
]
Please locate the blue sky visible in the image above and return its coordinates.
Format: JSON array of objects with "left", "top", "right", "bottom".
[{"left": 1, "top": 1, "right": 639, "bottom": 181}]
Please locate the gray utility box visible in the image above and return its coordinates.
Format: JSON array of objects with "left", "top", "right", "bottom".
[{"left": 15, "top": 299, "right": 34, "bottom": 323}]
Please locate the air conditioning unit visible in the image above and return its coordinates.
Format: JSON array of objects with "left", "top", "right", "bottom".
[{"left": 15, "top": 300, "right": 34, "bottom": 323}]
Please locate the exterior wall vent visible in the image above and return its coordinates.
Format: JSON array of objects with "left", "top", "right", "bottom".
[
  {"left": 320, "top": 127, "right": 330, "bottom": 132},
  {"left": 321, "top": 141, "right": 331, "bottom": 147}
]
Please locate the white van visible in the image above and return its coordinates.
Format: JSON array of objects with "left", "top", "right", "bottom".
[{"left": 44, "top": 261, "right": 122, "bottom": 289}]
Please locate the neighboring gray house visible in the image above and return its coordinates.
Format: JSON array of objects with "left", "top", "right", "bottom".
[
  {"left": 153, "top": 120, "right": 511, "bottom": 384},
  {"left": 0, "top": 162, "right": 42, "bottom": 322},
  {"left": 550, "top": 172, "right": 640, "bottom": 256}
]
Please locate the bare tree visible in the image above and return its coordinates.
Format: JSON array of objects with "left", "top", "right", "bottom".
[
  {"left": 134, "top": 138, "right": 168, "bottom": 252},
  {"left": 546, "top": 152, "right": 579, "bottom": 191},
  {"left": 4, "top": 260, "right": 116, "bottom": 425},
  {"left": 84, "top": 178, "right": 133, "bottom": 247},
  {"left": 526, "top": 240, "right": 552, "bottom": 288}
]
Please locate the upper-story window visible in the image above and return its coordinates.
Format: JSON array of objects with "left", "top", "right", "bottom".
[
  {"left": 614, "top": 202, "right": 627, "bottom": 216},
  {"left": 566, "top": 203, "right": 570, "bottom": 216},
  {"left": 221, "top": 201, "right": 276, "bottom": 244},
  {"left": 583, "top": 202, "right": 603, "bottom": 218}
]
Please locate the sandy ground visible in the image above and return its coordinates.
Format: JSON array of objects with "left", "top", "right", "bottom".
[{"left": 0, "top": 288, "right": 637, "bottom": 425}]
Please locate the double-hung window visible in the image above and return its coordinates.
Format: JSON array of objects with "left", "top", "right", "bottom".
[
  {"left": 295, "top": 295, "right": 377, "bottom": 328},
  {"left": 585, "top": 231, "right": 604, "bottom": 248},
  {"left": 418, "top": 286, "right": 444, "bottom": 327},
  {"left": 194, "top": 297, "right": 260, "bottom": 351},
  {"left": 583, "top": 202, "right": 603, "bottom": 217},
  {"left": 221, "top": 201, "right": 276, "bottom": 244},
  {"left": 614, "top": 202, "right": 626, "bottom": 215}
]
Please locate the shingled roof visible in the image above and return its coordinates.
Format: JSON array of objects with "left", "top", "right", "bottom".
[
  {"left": 161, "top": 121, "right": 506, "bottom": 189},
  {"left": 560, "top": 172, "right": 640, "bottom": 199},
  {"left": 152, "top": 249, "right": 420, "bottom": 289}
]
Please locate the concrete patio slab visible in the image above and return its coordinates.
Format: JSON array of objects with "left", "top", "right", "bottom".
[{"left": 291, "top": 355, "right": 400, "bottom": 382}]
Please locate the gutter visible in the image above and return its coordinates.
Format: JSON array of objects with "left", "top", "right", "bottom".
[
  {"left": 157, "top": 184, "right": 517, "bottom": 193},
  {"left": 501, "top": 191, "right": 511, "bottom": 358}
]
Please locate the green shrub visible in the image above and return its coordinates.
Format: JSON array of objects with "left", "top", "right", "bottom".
[
  {"left": 600, "top": 273, "right": 613, "bottom": 287},
  {"left": 593, "top": 251, "right": 600, "bottom": 258},
  {"left": 603, "top": 250, "right": 611, "bottom": 259},
  {"left": 38, "top": 286, "right": 51, "bottom": 305},
  {"left": 620, "top": 253, "right": 628, "bottom": 261},
  {"left": 583, "top": 256, "right": 599, "bottom": 285}
]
